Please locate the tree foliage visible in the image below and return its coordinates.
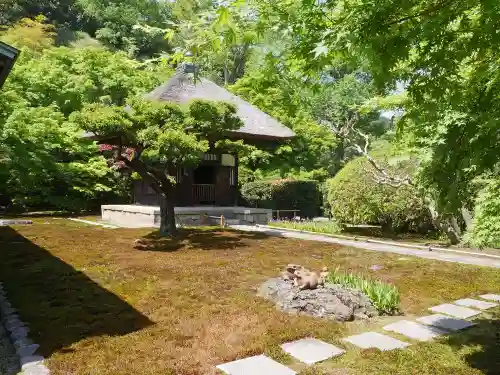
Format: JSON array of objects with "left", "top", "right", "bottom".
[
  {"left": 465, "top": 176, "right": 500, "bottom": 248},
  {"left": 170, "top": 1, "right": 260, "bottom": 84},
  {"left": 325, "top": 155, "right": 432, "bottom": 233},
  {"left": 258, "top": 0, "right": 500, "bottom": 216},
  {"left": 72, "top": 98, "right": 243, "bottom": 233},
  {"left": 230, "top": 55, "right": 339, "bottom": 181},
  {"left": 0, "top": 19, "right": 167, "bottom": 210},
  {"left": 1, "top": 0, "right": 175, "bottom": 56},
  {"left": 7, "top": 0, "right": 500, "bottom": 245}
]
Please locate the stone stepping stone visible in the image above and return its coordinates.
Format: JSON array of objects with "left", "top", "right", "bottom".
[
  {"left": 216, "top": 355, "right": 296, "bottom": 375},
  {"left": 416, "top": 314, "right": 475, "bottom": 332},
  {"left": 479, "top": 294, "right": 500, "bottom": 302},
  {"left": 343, "top": 332, "right": 409, "bottom": 351},
  {"left": 429, "top": 303, "right": 481, "bottom": 319},
  {"left": 383, "top": 320, "right": 446, "bottom": 341},
  {"left": 281, "top": 338, "right": 344, "bottom": 364},
  {"left": 454, "top": 298, "right": 499, "bottom": 310}
]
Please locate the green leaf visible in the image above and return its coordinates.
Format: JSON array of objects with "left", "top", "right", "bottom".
[{"left": 312, "top": 41, "right": 328, "bottom": 58}]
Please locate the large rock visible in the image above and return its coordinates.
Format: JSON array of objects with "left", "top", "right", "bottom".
[{"left": 258, "top": 278, "right": 378, "bottom": 321}]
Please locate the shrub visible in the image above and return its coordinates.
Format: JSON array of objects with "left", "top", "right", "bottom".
[
  {"left": 325, "top": 157, "right": 432, "bottom": 233},
  {"left": 326, "top": 268, "right": 400, "bottom": 314},
  {"left": 268, "top": 220, "right": 342, "bottom": 234},
  {"left": 240, "top": 180, "right": 273, "bottom": 207},
  {"left": 465, "top": 177, "right": 500, "bottom": 248},
  {"left": 241, "top": 179, "right": 321, "bottom": 218}
]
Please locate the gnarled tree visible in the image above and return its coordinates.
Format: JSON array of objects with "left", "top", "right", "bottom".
[{"left": 72, "top": 98, "right": 242, "bottom": 234}]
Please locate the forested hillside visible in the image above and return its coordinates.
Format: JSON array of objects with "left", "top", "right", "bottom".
[{"left": 1, "top": 0, "right": 499, "bottom": 246}]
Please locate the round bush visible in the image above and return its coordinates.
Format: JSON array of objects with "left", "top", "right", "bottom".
[{"left": 325, "top": 157, "right": 432, "bottom": 233}]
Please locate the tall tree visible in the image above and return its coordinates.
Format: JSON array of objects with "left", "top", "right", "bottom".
[
  {"left": 78, "top": 0, "right": 173, "bottom": 56},
  {"left": 171, "top": 2, "right": 260, "bottom": 84},
  {"left": 230, "top": 54, "right": 339, "bottom": 180},
  {"left": 0, "top": 18, "right": 168, "bottom": 210},
  {"left": 72, "top": 99, "right": 242, "bottom": 234},
  {"left": 310, "top": 71, "right": 388, "bottom": 171},
  {"left": 256, "top": 0, "right": 500, "bottom": 241}
]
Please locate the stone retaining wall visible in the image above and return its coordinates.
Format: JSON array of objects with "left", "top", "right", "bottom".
[{"left": 101, "top": 205, "right": 272, "bottom": 228}]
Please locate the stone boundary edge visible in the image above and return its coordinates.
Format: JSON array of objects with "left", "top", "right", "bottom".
[{"left": 0, "top": 282, "right": 50, "bottom": 375}]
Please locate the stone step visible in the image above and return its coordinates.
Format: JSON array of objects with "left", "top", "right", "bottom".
[
  {"left": 216, "top": 355, "right": 296, "bottom": 375},
  {"left": 454, "top": 298, "right": 499, "bottom": 310},
  {"left": 429, "top": 303, "right": 481, "bottom": 319},
  {"left": 478, "top": 294, "right": 500, "bottom": 302},
  {"left": 416, "top": 314, "right": 475, "bottom": 331},
  {"left": 343, "top": 332, "right": 409, "bottom": 351},
  {"left": 281, "top": 338, "right": 344, "bottom": 365},
  {"left": 383, "top": 320, "right": 446, "bottom": 341}
]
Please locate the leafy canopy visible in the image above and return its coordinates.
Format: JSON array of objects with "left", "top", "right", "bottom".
[
  {"left": 72, "top": 98, "right": 243, "bottom": 176},
  {"left": 0, "top": 19, "right": 169, "bottom": 209},
  {"left": 257, "top": 0, "right": 500, "bottom": 216}
]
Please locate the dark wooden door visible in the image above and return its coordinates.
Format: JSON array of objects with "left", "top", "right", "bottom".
[{"left": 215, "top": 166, "right": 233, "bottom": 205}]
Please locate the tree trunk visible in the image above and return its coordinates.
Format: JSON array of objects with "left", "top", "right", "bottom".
[
  {"left": 426, "top": 200, "right": 460, "bottom": 245},
  {"left": 166, "top": 192, "right": 176, "bottom": 234},
  {"left": 461, "top": 207, "right": 473, "bottom": 231},
  {"left": 450, "top": 217, "right": 461, "bottom": 236},
  {"left": 159, "top": 191, "right": 176, "bottom": 236},
  {"left": 334, "top": 141, "right": 345, "bottom": 173}
]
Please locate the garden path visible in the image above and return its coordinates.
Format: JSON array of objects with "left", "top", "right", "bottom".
[{"left": 216, "top": 294, "right": 500, "bottom": 374}]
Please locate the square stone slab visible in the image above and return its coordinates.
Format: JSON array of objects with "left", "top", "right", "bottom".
[
  {"left": 343, "top": 332, "right": 409, "bottom": 351},
  {"left": 479, "top": 294, "right": 500, "bottom": 302},
  {"left": 429, "top": 304, "right": 481, "bottom": 319},
  {"left": 454, "top": 298, "right": 499, "bottom": 310},
  {"left": 216, "top": 355, "right": 296, "bottom": 375},
  {"left": 383, "top": 320, "right": 446, "bottom": 341},
  {"left": 416, "top": 314, "right": 475, "bottom": 332},
  {"left": 281, "top": 338, "right": 345, "bottom": 364}
]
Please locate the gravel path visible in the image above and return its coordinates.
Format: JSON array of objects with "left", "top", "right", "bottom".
[
  {"left": 230, "top": 225, "right": 500, "bottom": 269},
  {"left": 0, "top": 323, "right": 19, "bottom": 375}
]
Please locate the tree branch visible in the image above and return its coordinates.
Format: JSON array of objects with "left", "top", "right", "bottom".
[
  {"left": 384, "top": 0, "right": 454, "bottom": 26},
  {"left": 333, "top": 113, "right": 413, "bottom": 187}
]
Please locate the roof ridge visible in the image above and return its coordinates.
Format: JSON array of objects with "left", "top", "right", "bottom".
[{"left": 146, "top": 72, "right": 295, "bottom": 140}]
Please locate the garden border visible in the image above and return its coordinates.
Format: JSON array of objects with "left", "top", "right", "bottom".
[{"left": 0, "top": 282, "right": 50, "bottom": 375}]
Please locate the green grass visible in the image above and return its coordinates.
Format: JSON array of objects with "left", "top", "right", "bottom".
[
  {"left": 268, "top": 220, "right": 342, "bottom": 234},
  {"left": 326, "top": 267, "right": 400, "bottom": 314}
]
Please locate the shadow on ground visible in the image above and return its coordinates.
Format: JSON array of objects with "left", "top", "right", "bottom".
[
  {"left": 0, "top": 226, "right": 153, "bottom": 357},
  {"left": 445, "top": 312, "right": 500, "bottom": 374},
  {"left": 139, "top": 228, "right": 270, "bottom": 252}
]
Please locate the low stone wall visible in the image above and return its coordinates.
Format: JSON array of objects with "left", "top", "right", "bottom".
[
  {"left": 0, "top": 282, "right": 49, "bottom": 374},
  {"left": 101, "top": 205, "right": 272, "bottom": 228},
  {"left": 102, "top": 205, "right": 158, "bottom": 228}
]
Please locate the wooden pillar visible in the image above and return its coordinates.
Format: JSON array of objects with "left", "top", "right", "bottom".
[{"left": 233, "top": 153, "right": 239, "bottom": 206}]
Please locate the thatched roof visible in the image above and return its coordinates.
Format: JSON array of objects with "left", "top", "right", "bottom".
[{"left": 146, "top": 72, "right": 295, "bottom": 140}]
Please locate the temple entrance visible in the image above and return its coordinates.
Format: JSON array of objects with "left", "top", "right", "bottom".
[
  {"left": 192, "top": 165, "right": 216, "bottom": 204},
  {"left": 193, "top": 165, "right": 216, "bottom": 185}
]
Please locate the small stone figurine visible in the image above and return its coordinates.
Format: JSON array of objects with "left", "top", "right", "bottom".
[{"left": 281, "top": 264, "right": 330, "bottom": 290}]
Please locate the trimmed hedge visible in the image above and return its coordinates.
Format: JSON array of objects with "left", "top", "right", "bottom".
[
  {"left": 241, "top": 179, "right": 321, "bottom": 218},
  {"left": 325, "top": 157, "right": 433, "bottom": 233}
]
